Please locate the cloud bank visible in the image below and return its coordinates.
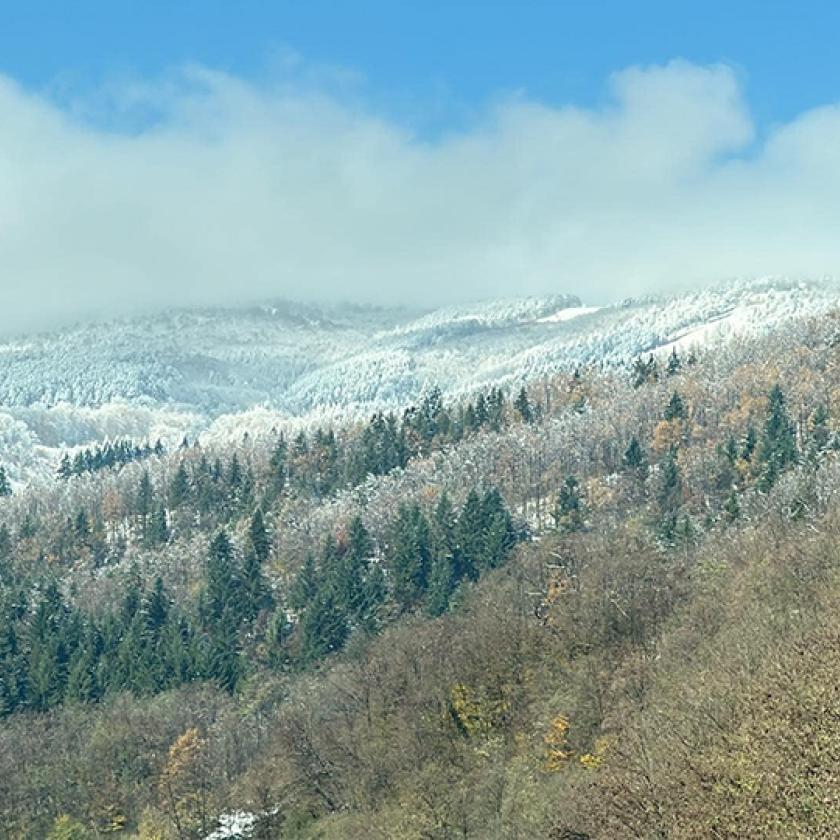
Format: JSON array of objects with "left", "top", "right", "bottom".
[{"left": 1, "top": 60, "right": 840, "bottom": 335}]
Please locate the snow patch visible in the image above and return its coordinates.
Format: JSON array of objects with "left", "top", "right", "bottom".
[{"left": 537, "top": 305, "right": 601, "bottom": 324}]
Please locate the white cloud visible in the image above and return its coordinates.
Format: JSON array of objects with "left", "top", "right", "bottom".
[{"left": 0, "top": 59, "right": 839, "bottom": 335}]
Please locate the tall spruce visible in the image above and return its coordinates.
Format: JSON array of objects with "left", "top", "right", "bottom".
[{"left": 758, "top": 384, "right": 798, "bottom": 489}]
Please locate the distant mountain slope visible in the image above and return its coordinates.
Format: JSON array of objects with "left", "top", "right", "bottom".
[{"left": 0, "top": 277, "right": 838, "bottom": 482}]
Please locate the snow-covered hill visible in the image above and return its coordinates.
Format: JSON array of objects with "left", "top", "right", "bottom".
[{"left": 1, "top": 278, "right": 838, "bottom": 483}]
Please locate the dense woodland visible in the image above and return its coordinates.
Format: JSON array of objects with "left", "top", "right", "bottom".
[{"left": 4, "top": 315, "right": 840, "bottom": 837}]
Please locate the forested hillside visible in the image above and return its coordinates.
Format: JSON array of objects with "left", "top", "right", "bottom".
[
  {"left": 3, "top": 278, "right": 840, "bottom": 491},
  {"left": 4, "top": 309, "right": 840, "bottom": 838}
]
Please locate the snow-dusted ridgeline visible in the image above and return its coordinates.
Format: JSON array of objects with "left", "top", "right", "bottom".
[{"left": 0, "top": 277, "right": 838, "bottom": 484}]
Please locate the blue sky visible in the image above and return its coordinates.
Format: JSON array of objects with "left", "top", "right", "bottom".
[
  {"left": 2, "top": 1, "right": 840, "bottom": 332},
  {"left": 3, "top": 0, "right": 840, "bottom": 136}
]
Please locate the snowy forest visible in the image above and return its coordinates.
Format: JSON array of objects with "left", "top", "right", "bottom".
[{"left": 3, "top": 306, "right": 840, "bottom": 838}]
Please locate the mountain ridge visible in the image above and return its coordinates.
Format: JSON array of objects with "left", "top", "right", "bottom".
[{"left": 1, "top": 277, "right": 839, "bottom": 484}]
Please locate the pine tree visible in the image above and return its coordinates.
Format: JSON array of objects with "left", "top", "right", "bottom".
[
  {"left": 808, "top": 404, "right": 831, "bottom": 460},
  {"left": 120, "top": 565, "right": 142, "bottom": 626},
  {"left": 0, "top": 466, "right": 11, "bottom": 497},
  {"left": 56, "top": 454, "right": 72, "bottom": 480},
  {"left": 66, "top": 641, "right": 98, "bottom": 705},
  {"left": 204, "top": 530, "right": 241, "bottom": 624},
  {"left": 623, "top": 436, "right": 649, "bottom": 480},
  {"left": 656, "top": 447, "right": 683, "bottom": 515},
  {"left": 169, "top": 462, "right": 190, "bottom": 509},
  {"left": 663, "top": 391, "right": 687, "bottom": 422},
  {"left": 226, "top": 454, "right": 243, "bottom": 506},
  {"left": 514, "top": 387, "right": 534, "bottom": 424},
  {"left": 666, "top": 347, "right": 681, "bottom": 376},
  {"left": 487, "top": 387, "right": 506, "bottom": 431},
  {"left": 474, "top": 393, "right": 489, "bottom": 428},
  {"left": 758, "top": 384, "right": 798, "bottom": 489},
  {"left": 142, "top": 577, "right": 170, "bottom": 640},
  {"left": 329, "top": 516, "right": 373, "bottom": 625},
  {"left": 426, "top": 554, "right": 455, "bottom": 617},
  {"left": 269, "top": 434, "right": 287, "bottom": 494},
  {"left": 741, "top": 425, "right": 757, "bottom": 461},
  {"left": 430, "top": 491, "right": 457, "bottom": 597},
  {"left": 241, "top": 550, "right": 273, "bottom": 622},
  {"left": 432, "top": 492, "right": 456, "bottom": 555},
  {"left": 715, "top": 436, "right": 739, "bottom": 492},
  {"left": 390, "top": 504, "right": 432, "bottom": 610},
  {"left": 347, "top": 515, "right": 372, "bottom": 565},
  {"left": 135, "top": 470, "right": 153, "bottom": 540},
  {"left": 73, "top": 510, "right": 90, "bottom": 542},
  {"left": 553, "top": 475, "right": 584, "bottom": 532},
  {"left": 480, "top": 488, "right": 515, "bottom": 569},
  {"left": 297, "top": 588, "right": 348, "bottom": 664},
  {"left": 724, "top": 489, "right": 741, "bottom": 522},
  {"left": 147, "top": 505, "right": 169, "bottom": 547},
  {"left": 359, "top": 562, "right": 387, "bottom": 632},
  {"left": 455, "top": 490, "right": 484, "bottom": 582},
  {"left": 632, "top": 354, "right": 658, "bottom": 388},
  {"left": 289, "top": 555, "right": 319, "bottom": 613},
  {"left": 207, "top": 607, "right": 243, "bottom": 692},
  {"left": 248, "top": 509, "right": 271, "bottom": 564}
]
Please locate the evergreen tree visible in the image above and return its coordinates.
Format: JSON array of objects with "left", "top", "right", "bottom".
[
  {"left": 203, "top": 530, "right": 241, "bottom": 624},
  {"left": 741, "top": 425, "right": 758, "bottom": 461},
  {"left": 347, "top": 515, "right": 373, "bottom": 565},
  {"left": 289, "top": 554, "right": 319, "bottom": 613},
  {"left": 73, "top": 510, "right": 90, "bottom": 542},
  {"left": 623, "top": 436, "right": 649, "bottom": 480},
  {"left": 25, "top": 582, "right": 71, "bottom": 711},
  {"left": 241, "top": 550, "right": 273, "bottom": 622},
  {"left": 514, "top": 387, "right": 534, "bottom": 424},
  {"left": 758, "top": 384, "right": 798, "bottom": 489},
  {"left": 656, "top": 447, "right": 683, "bottom": 515},
  {"left": 297, "top": 587, "right": 348, "bottom": 664},
  {"left": 808, "top": 404, "right": 831, "bottom": 460},
  {"left": 120, "top": 565, "right": 142, "bottom": 626},
  {"left": 632, "top": 354, "right": 658, "bottom": 388},
  {"left": 147, "top": 505, "right": 169, "bottom": 547},
  {"left": 65, "top": 639, "right": 98, "bottom": 705},
  {"left": 207, "top": 607, "right": 243, "bottom": 692},
  {"left": 487, "top": 387, "right": 506, "bottom": 431},
  {"left": 426, "top": 554, "right": 455, "bottom": 617},
  {"left": 474, "top": 393, "right": 490, "bottom": 428},
  {"left": 455, "top": 490, "right": 484, "bottom": 583},
  {"left": 715, "top": 436, "right": 739, "bottom": 492},
  {"left": 480, "top": 488, "right": 515, "bottom": 569},
  {"left": 0, "top": 532, "right": 10, "bottom": 590},
  {"left": 430, "top": 490, "right": 457, "bottom": 603},
  {"left": 269, "top": 434, "right": 288, "bottom": 494},
  {"left": 169, "top": 462, "right": 190, "bottom": 509},
  {"left": 0, "top": 466, "right": 11, "bottom": 497},
  {"left": 56, "top": 454, "right": 72, "bottom": 480},
  {"left": 553, "top": 475, "right": 584, "bottom": 532},
  {"left": 135, "top": 470, "right": 153, "bottom": 540},
  {"left": 432, "top": 492, "right": 456, "bottom": 555},
  {"left": 142, "top": 577, "right": 170, "bottom": 640},
  {"left": 226, "top": 454, "right": 243, "bottom": 505},
  {"left": 329, "top": 516, "right": 374, "bottom": 625},
  {"left": 359, "top": 563, "right": 387, "bottom": 633},
  {"left": 666, "top": 347, "right": 681, "bottom": 376},
  {"left": 390, "top": 504, "right": 432, "bottom": 610},
  {"left": 248, "top": 508, "right": 271, "bottom": 564},
  {"left": 663, "top": 391, "right": 687, "bottom": 422},
  {"left": 724, "top": 489, "right": 741, "bottom": 522}
]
